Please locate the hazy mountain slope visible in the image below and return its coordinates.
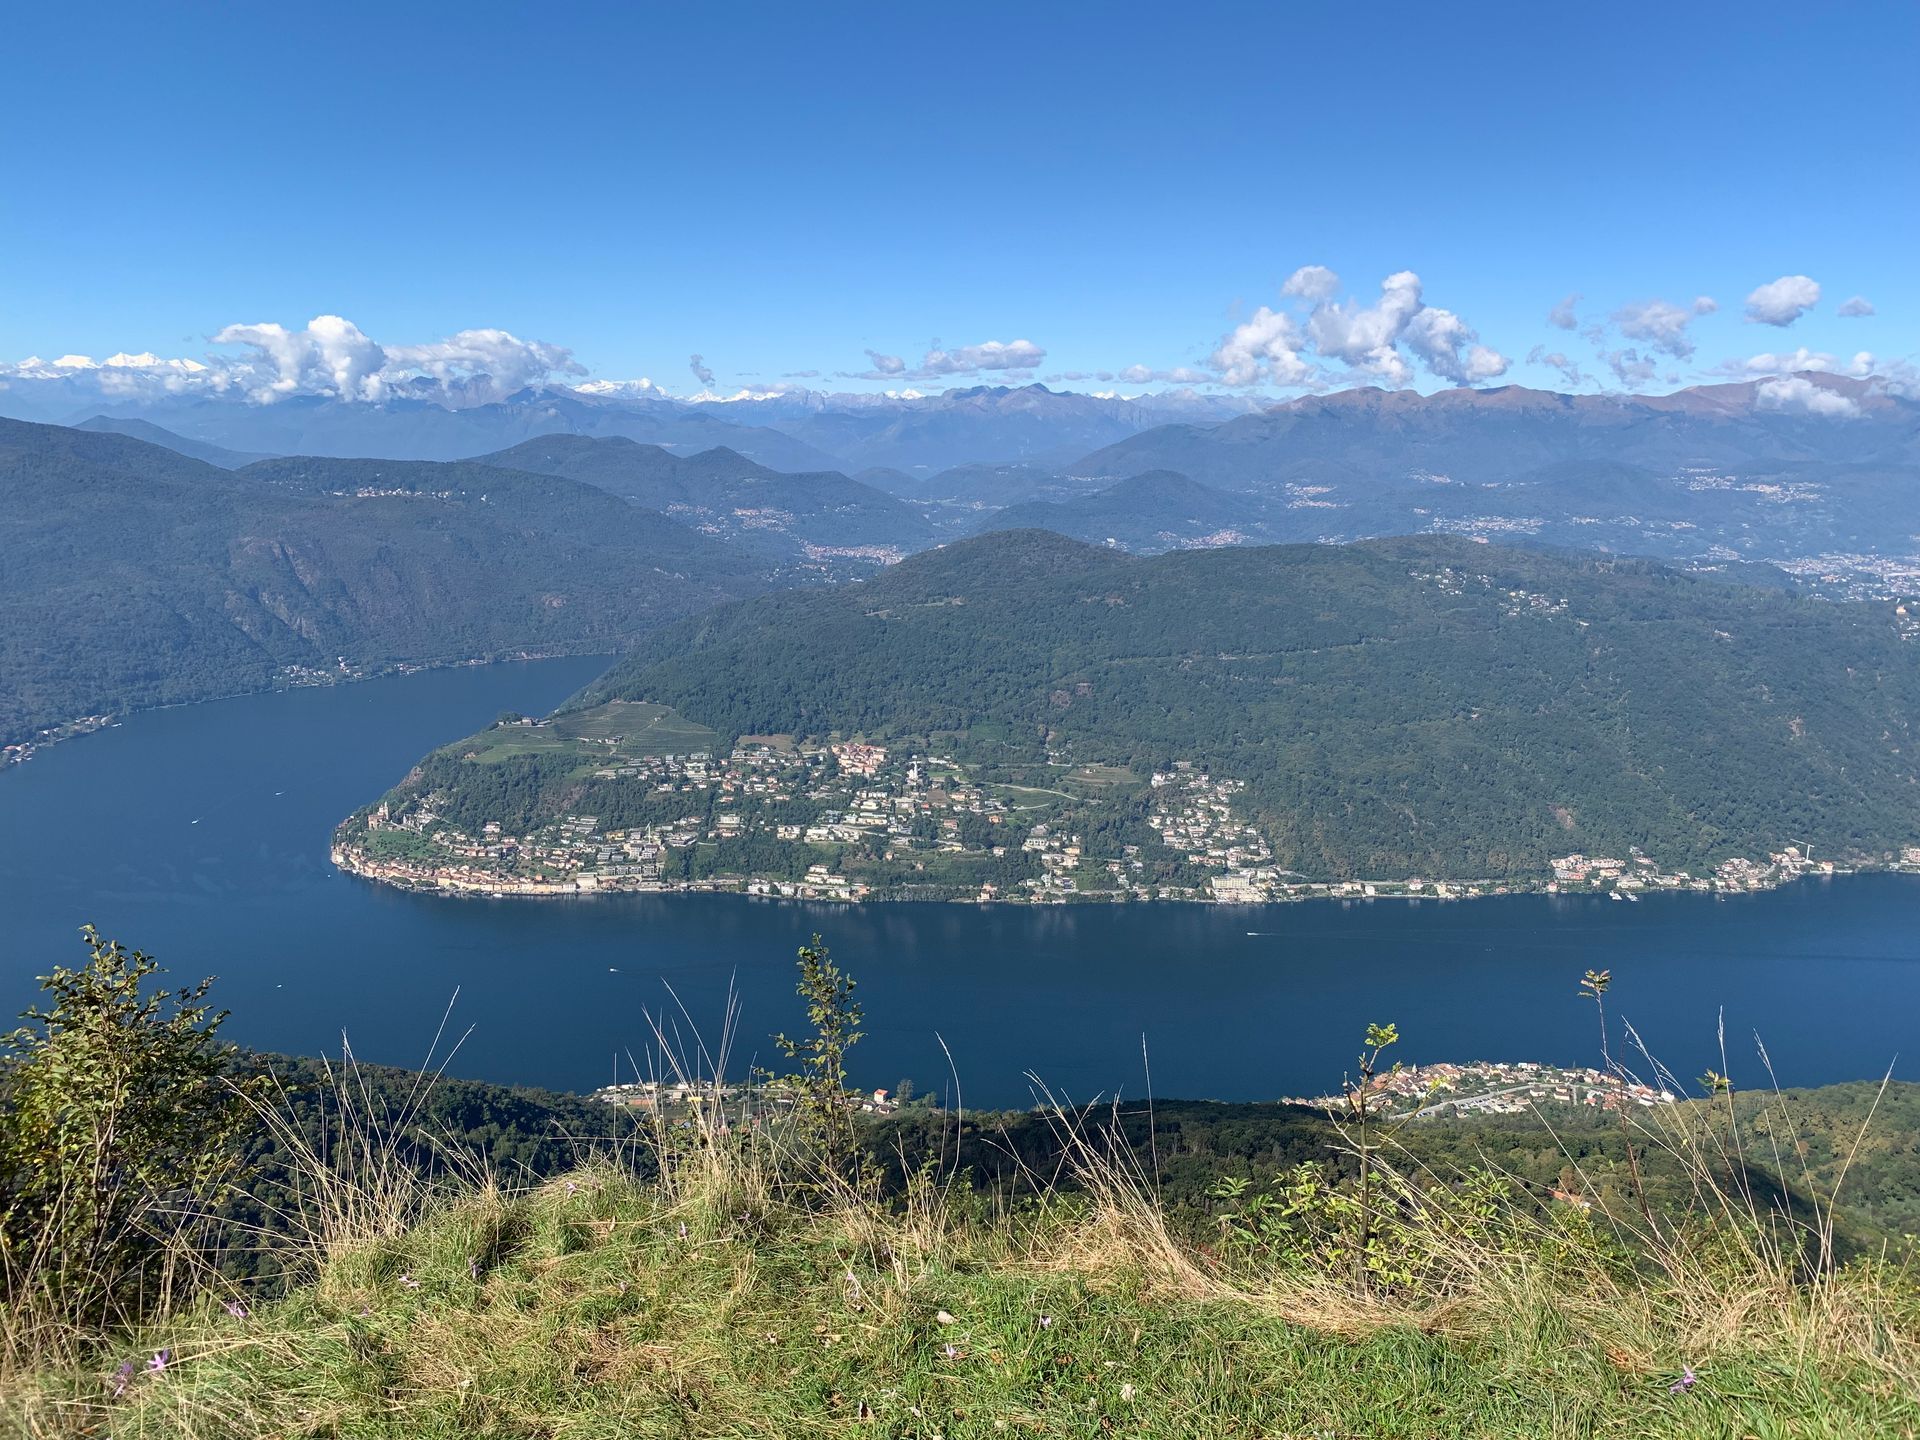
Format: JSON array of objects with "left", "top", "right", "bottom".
[
  {"left": 976, "top": 470, "right": 1276, "bottom": 551},
  {"left": 74, "top": 414, "right": 274, "bottom": 467},
  {"left": 1074, "top": 378, "right": 1920, "bottom": 565},
  {"left": 477, "top": 435, "right": 941, "bottom": 557},
  {"left": 57, "top": 389, "right": 843, "bottom": 470},
  {"left": 1083, "top": 378, "right": 1920, "bottom": 486},
  {"left": 584, "top": 529, "right": 1920, "bottom": 878},
  {"left": 743, "top": 384, "right": 1261, "bottom": 473},
  {"left": 879, "top": 461, "right": 1103, "bottom": 508},
  {"left": 0, "top": 420, "right": 768, "bottom": 744}
]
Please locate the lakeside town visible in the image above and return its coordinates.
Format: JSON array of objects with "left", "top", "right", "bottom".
[
  {"left": 1288, "top": 1060, "right": 1678, "bottom": 1120},
  {"left": 331, "top": 710, "right": 1920, "bottom": 906}
]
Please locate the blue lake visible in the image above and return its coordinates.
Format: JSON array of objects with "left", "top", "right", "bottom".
[{"left": 2, "top": 657, "right": 1916, "bottom": 1108}]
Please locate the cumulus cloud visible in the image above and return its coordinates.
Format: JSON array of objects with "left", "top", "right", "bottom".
[
  {"left": 1604, "top": 348, "right": 1657, "bottom": 387},
  {"left": 1281, "top": 264, "right": 1340, "bottom": 301},
  {"left": 1725, "top": 347, "right": 1875, "bottom": 379},
  {"left": 688, "top": 354, "right": 716, "bottom": 388},
  {"left": 1526, "top": 346, "right": 1585, "bottom": 387},
  {"left": 1547, "top": 294, "right": 1581, "bottom": 330},
  {"left": 1206, "top": 268, "right": 1507, "bottom": 390},
  {"left": 2, "top": 317, "right": 586, "bottom": 407},
  {"left": 1755, "top": 375, "right": 1860, "bottom": 418},
  {"left": 1609, "top": 298, "right": 1715, "bottom": 359},
  {"left": 917, "top": 339, "right": 1045, "bottom": 375},
  {"left": 854, "top": 338, "right": 1046, "bottom": 381},
  {"left": 1744, "top": 275, "right": 1821, "bottom": 326},
  {"left": 1209, "top": 305, "right": 1313, "bottom": 387},
  {"left": 1117, "top": 363, "right": 1212, "bottom": 385},
  {"left": 1837, "top": 295, "right": 1875, "bottom": 318}
]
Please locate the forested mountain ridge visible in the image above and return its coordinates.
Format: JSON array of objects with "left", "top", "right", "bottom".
[
  {"left": 476, "top": 435, "right": 943, "bottom": 560},
  {"left": 583, "top": 529, "right": 1920, "bottom": 879},
  {"left": 976, "top": 469, "right": 1280, "bottom": 551},
  {"left": 0, "top": 419, "right": 770, "bottom": 746}
]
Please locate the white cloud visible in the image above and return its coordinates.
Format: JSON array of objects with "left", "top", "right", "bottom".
[
  {"left": 1837, "top": 295, "right": 1875, "bottom": 318},
  {"left": 1404, "top": 304, "right": 1510, "bottom": 383},
  {"left": 1526, "top": 345, "right": 1585, "bottom": 387},
  {"left": 1205, "top": 268, "right": 1508, "bottom": 389},
  {"left": 1117, "top": 363, "right": 1211, "bottom": 385},
  {"left": 1610, "top": 299, "right": 1708, "bottom": 359},
  {"left": 853, "top": 338, "right": 1045, "bottom": 382},
  {"left": 1754, "top": 376, "right": 1860, "bottom": 417},
  {"left": 1208, "top": 305, "right": 1314, "bottom": 387},
  {"left": 1, "top": 316, "right": 586, "bottom": 407},
  {"left": 918, "top": 339, "right": 1045, "bottom": 375},
  {"left": 1744, "top": 275, "right": 1821, "bottom": 327},
  {"left": 379, "top": 327, "right": 582, "bottom": 402},
  {"left": 1604, "top": 348, "right": 1657, "bottom": 387},
  {"left": 1547, "top": 293, "right": 1580, "bottom": 330},
  {"left": 1728, "top": 348, "right": 1874, "bottom": 379},
  {"left": 1281, "top": 265, "right": 1340, "bottom": 301}
]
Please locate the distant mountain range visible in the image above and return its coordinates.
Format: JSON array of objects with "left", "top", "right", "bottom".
[
  {"left": 0, "top": 374, "right": 1255, "bottom": 473},
  {"left": 582, "top": 528, "right": 1920, "bottom": 878},
  {"left": 0, "top": 419, "right": 771, "bottom": 745},
  {"left": 1064, "top": 375, "right": 1920, "bottom": 564},
  {"left": 9, "top": 372, "right": 1913, "bottom": 568}
]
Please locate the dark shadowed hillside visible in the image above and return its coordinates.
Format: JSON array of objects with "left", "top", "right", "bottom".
[{"left": 0, "top": 420, "right": 770, "bottom": 744}]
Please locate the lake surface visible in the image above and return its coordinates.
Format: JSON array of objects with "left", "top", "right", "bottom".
[{"left": 3, "top": 657, "right": 1917, "bottom": 1108}]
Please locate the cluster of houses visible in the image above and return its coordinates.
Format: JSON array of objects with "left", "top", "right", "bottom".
[
  {"left": 1549, "top": 844, "right": 1857, "bottom": 899},
  {"left": 340, "top": 719, "right": 1920, "bottom": 907},
  {"left": 1291, "top": 1060, "right": 1676, "bottom": 1120}
]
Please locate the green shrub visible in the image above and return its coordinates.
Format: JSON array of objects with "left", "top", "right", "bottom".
[{"left": 0, "top": 927, "right": 261, "bottom": 1351}]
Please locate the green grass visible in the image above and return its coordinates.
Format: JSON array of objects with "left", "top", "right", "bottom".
[
  {"left": 454, "top": 702, "right": 720, "bottom": 767},
  {"left": 549, "top": 701, "right": 717, "bottom": 757},
  {"left": 11, "top": 1159, "right": 1918, "bottom": 1440}
]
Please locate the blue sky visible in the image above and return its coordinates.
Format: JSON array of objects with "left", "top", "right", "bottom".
[{"left": 2, "top": 1, "right": 1913, "bottom": 398}]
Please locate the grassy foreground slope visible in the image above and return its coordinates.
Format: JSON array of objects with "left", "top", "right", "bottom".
[
  {"left": 584, "top": 529, "right": 1920, "bottom": 879},
  {"left": 5, "top": 927, "right": 1919, "bottom": 1438},
  {"left": 13, "top": 1151, "right": 1918, "bottom": 1440}
]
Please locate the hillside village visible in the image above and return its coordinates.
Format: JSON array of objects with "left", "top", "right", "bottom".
[
  {"left": 334, "top": 727, "right": 1297, "bottom": 902},
  {"left": 331, "top": 707, "right": 1920, "bottom": 905}
]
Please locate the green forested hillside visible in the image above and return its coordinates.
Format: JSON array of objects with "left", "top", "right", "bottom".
[
  {"left": 0, "top": 420, "right": 769, "bottom": 745},
  {"left": 583, "top": 529, "right": 1920, "bottom": 878}
]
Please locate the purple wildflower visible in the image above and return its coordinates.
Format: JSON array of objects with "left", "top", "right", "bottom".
[
  {"left": 1038, "top": 1314, "right": 1054, "bottom": 1330},
  {"left": 147, "top": 1350, "right": 170, "bottom": 1374},
  {"left": 224, "top": 1299, "right": 249, "bottom": 1319},
  {"left": 399, "top": 1273, "right": 421, "bottom": 1290},
  {"left": 1670, "top": 1365, "right": 1697, "bottom": 1394},
  {"left": 110, "top": 1360, "right": 135, "bottom": 1398},
  {"left": 468, "top": 1257, "right": 482, "bottom": 1281},
  {"left": 678, "top": 1221, "right": 688, "bottom": 1240},
  {"left": 565, "top": 1181, "right": 578, "bottom": 1196},
  {"left": 943, "top": 1343, "right": 960, "bottom": 1361}
]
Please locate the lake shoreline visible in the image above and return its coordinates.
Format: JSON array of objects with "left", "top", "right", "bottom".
[{"left": 330, "top": 836, "right": 1899, "bottom": 909}]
